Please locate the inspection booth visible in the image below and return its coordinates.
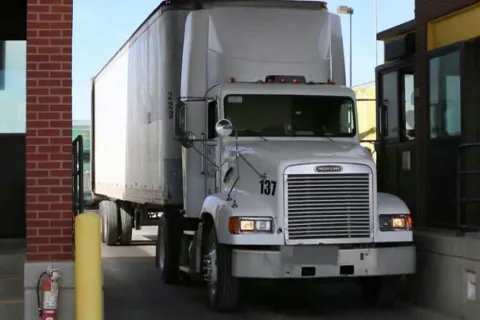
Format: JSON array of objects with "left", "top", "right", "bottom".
[{"left": 375, "top": 1, "right": 480, "bottom": 319}]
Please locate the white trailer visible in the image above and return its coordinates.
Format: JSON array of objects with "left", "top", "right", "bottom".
[{"left": 91, "top": 0, "right": 416, "bottom": 312}]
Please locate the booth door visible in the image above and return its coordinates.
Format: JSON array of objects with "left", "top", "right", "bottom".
[{"left": 376, "top": 62, "right": 416, "bottom": 215}]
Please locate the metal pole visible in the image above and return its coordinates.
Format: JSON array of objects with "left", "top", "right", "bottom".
[
  {"left": 374, "top": 0, "right": 378, "bottom": 66},
  {"left": 349, "top": 13, "right": 352, "bottom": 87}
]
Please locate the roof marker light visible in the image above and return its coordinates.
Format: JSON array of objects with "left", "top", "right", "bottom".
[{"left": 265, "top": 75, "right": 306, "bottom": 84}]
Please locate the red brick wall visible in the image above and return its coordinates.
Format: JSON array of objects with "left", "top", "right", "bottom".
[
  {"left": 414, "top": 0, "right": 477, "bottom": 225},
  {"left": 26, "top": 0, "right": 73, "bottom": 261}
]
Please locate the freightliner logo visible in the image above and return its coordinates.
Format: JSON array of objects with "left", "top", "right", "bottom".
[{"left": 315, "top": 165, "right": 343, "bottom": 173}]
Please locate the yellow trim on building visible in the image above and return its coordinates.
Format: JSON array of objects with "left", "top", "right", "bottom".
[
  {"left": 427, "top": 2, "right": 480, "bottom": 51},
  {"left": 353, "top": 84, "right": 376, "bottom": 141},
  {"left": 380, "top": 34, "right": 405, "bottom": 42},
  {"left": 353, "top": 83, "right": 377, "bottom": 162}
]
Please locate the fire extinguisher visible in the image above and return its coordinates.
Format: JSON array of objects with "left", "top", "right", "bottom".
[{"left": 36, "top": 265, "right": 61, "bottom": 320}]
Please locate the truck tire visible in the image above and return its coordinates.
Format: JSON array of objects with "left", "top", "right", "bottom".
[
  {"left": 205, "top": 227, "right": 239, "bottom": 312},
  {"left": 156, "top": 211, "right": 181, "bottom": 284},
  {"left": 119, "top": 207, "right": 133, "bottom": 245},
  {"left": 361, "top": 276, "right": 400, "bottom": 308},
  {"left": 99, "top": 202, "right": 106, "bottom": 243},
  {"left": 102, "top": 200, "right": 120, "bottom": 246}
]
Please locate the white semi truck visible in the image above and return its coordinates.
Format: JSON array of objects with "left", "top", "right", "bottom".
[{"left": 90, "top": 0, "right": 416, "bottom": 312}]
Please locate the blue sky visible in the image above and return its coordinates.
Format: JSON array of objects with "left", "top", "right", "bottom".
[{"left": 72, "top": 0, "right": 415, "bottom": 120}]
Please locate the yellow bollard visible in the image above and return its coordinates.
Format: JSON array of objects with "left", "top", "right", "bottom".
[{"left": 75, "top": 212, "right": 103, "bottom": 320}]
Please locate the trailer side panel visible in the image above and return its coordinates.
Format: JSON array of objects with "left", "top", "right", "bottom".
[{"left": 92, "top": 10, "right": 189, "bottom": 206}]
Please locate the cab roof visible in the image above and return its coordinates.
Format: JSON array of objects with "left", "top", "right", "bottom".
[{"left": 212, "top": 82, "right": 356, "bottom": 99}]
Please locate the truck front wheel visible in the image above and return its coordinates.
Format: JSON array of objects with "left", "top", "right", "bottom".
[
  {"left": 156, "top": 211, "right": 181, "bottom": 284},
  {"left": 205, "top": 227, "right": 239, "bottom": 312}
]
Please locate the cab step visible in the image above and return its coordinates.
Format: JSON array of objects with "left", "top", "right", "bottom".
[
  {"left": 183, "top": 230, "right": 195, "bottom": 236},
  {"left": 179, "top": 265, "right": 190, "bottom": 273}
]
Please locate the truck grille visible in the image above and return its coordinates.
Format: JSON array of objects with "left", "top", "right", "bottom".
[{"left": 286, "top": 173, "right": 371, "bottom": 240}]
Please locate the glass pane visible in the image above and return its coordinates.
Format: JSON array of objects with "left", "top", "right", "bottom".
[
  {"left": 72, "top": 127, "right": 90, "bottom": 150},
  {"left": 429, "top": 50, "right": 461, "bottom": 138},
  {"left": 0, "top": 41, "right": 26, "bottom": 133},
  {"left": 382, "top": 72, "right": 398, "bottom": 138},
  {"left": 446, "top": 75, "right": 461, "bottom": 135},
  {"left": 223, "top": 94, "right": 356, "bottom": 137},
  {"left": 404, "top": 74, "right": 415, "bottom": 140},
  {"left": 83, "top": 151, "right": 90, "bottom": 172}
]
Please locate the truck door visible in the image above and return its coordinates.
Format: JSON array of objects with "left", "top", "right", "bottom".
[
  {"left": 376, "top": 61, "right": 416, "bottom": 214},
  {"left": 182, "top": 99, "right": 208, "bottom": 216},
  {"left": 181, "top": 98, "right": 219, "bottom": 216}
]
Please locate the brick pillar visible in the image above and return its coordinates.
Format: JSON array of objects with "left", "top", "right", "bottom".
[{"left": 26, "top": 0, "right": 73, "bottom": 261}]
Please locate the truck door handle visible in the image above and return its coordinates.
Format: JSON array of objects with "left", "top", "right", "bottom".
[
  {"left": 200, "top": 133, "right": 206, "bottom": 174},
  {"left": 379, "top": 104, "right": 388, "bottom": 137}
]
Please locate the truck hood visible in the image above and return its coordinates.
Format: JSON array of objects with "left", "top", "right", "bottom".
[{"left": 225, "top": 140, "right": 373, "bottom": 168}]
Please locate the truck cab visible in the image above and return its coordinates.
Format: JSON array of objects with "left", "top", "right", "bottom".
[{"left": 161, "top": 77, "right": 415, "bottom": 311}]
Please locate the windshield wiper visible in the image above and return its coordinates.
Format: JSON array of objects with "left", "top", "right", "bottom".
[
  {"left": 323, "top": 132, "right": 335, "bottom": 142},
  {"left": 236, "top": 129, "right": 268, "bottom": 141}
]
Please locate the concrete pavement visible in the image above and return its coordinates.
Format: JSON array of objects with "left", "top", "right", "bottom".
[
  {"left": 0, "top": 228, "right": 458, "bottom": 320},
  {"left": 102, "top": 226, "right": 458, "bottom": 320},
  {"left": 0, "top": 239, "right": 25, "bottom": 320}
]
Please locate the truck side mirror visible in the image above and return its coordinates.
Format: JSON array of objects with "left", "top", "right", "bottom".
[
  {"left": 174, "top": 100, "right": 186, "bottom": 140},
  {"left": 215, "top": 119, "right": 233, "bottom": 137},
  {"left": 181, "top": 131, "right": 196, "bottom": 149},
  {"left": 174, "top": 101, "right": 196, "bottom": 148}
]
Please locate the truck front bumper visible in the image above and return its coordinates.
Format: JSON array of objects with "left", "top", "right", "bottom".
[{"left": 231, "top": 245, "right": 415, "bottom": 279}]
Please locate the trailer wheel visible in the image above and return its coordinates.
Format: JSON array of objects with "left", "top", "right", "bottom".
[
  {"left": 102, "top": 200, "right": 120, "bottom": 246},
  {"left": 361, "top": 276, "right": 400, "bottom": 308},
  {"left": 156, "top": 211, "right": 181, "bottom": 284},
  {"left": 119, "top": 207, "right": 133, "bottom": 245},
  {"left": 205, "top": 227, "right": 239, "bottom": 312}
]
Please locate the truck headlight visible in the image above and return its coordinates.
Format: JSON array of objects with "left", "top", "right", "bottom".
[
  {"left": 379, "top": 214, "right": 412, "bottom": 231},
  {"left": 228, "top": 217, "right": 274, "bottom": 234}
]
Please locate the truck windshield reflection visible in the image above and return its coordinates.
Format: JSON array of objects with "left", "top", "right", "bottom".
[{"left": 223, "top": 94, "right": 356, "bottom": 137}]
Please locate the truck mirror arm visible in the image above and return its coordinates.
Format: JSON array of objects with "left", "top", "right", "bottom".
[
  {"left": 226, "top": 176, "right": 239, "bottom": 207},
  {"left": 237, "top": 153, "right": 266, "bottom": 180},
  {"left": 229, "top": 127, "right": 267, "bottom": 180}
]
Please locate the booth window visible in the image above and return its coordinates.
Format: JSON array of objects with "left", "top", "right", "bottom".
[
  {"left": 404, "top": 74, "right": 415, "bottom": 140},
  {"left": 381, "top": 71, "right": 399, "bottom": 139},
  {"left": 0, "top": 41, "right": 5, "bottom": 90},
  {"left": 0, "top": 40, "right": 26, "bottom": 133},
  {"left": 429, "top": 50, "right": 461, "bottom": 138}
]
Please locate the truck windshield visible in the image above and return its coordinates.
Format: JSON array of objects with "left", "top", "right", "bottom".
[{"left": 223, "top": 94, "right": 356, "bottom": 137}]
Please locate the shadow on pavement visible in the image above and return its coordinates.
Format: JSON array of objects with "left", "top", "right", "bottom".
[
  {"left": 101, "top": 230, "right": 448, "bottom": 320},
  {"left": 102, "top": 254, "right": 426, "bottom": 320}
]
